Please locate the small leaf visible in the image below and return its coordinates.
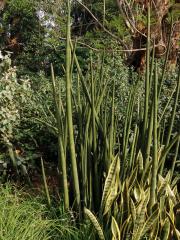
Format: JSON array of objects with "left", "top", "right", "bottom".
[
  {"left": 111, "top": 216, "right": 121, "bottom": 240},
  {"left": 130, "top": 198, "right": 136, "bottom": 225},
  {"left": 132, "top": 190, "right": 149, "bottom": 240},
  {"left": 137, "top": 150, "right": 144, "bottom": 175},
  {"left": 103, "top": 187, "right": 118, "bottom": 216},
  {"left": 166, "top": 212, "right": 180, "bottom": 240},
  {"left": 101, "top": 155, "right": 119, "bottom": 211},
  {"left": 149, "top": 220, "right": 159, "bottom": 240},
  {"left": 141, "top": 208, "right": 159, "bottom": 237},
  {"left": 84, "top": 208, "right": 105, "bottom": 240},
  {"left": 161, "top": 218, "right": 170, "bottom": 240}
]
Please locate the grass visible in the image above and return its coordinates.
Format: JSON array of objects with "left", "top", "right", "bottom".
[{"left": 0, "top": 183, "right": 86, "bottom": 240}]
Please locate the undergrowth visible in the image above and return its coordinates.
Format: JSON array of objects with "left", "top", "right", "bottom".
[{"left": 0, "top": 183, "right": 87, "bottom": 240}]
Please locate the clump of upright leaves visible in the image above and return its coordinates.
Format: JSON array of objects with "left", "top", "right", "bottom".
[
  {"left": 80, "top": 6, "right": 179, "bottom": 239},
  {"left": 0, "top": 183, "right": 82, "bottom": 240}
]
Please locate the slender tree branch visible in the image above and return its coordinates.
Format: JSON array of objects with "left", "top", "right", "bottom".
[{"left": 59, "top": 37, "right": 166, "bottom": 53}]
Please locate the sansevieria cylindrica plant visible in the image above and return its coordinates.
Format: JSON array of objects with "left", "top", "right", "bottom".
[
  {"left": 44, "top": 2, "right": 180, "bottom": 238},
  {"left": 82, "top": 4, "right": 179, "bottom": 240}
]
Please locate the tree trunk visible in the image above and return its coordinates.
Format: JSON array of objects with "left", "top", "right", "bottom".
[
  {"left": 117, "top": 0, "right": 180, "bottom": 71},
  {"left": 0, "top": 0, "right": 5, "bottom": 11}
]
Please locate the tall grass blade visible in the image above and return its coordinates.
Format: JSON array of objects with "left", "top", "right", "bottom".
[
  {"left": 128, "top": 124, "right": 139, "bottom": 172},
  {"left": 51, "top": 64, "right": 69, "bottom": 210},
  {"left": 158, "top": 85, "right": 176, "bottom": 125},
  {"left": 90, "top": 55, "right": 100, "bottom": 209},
  {"left": 66, "top": 0, "right": 80, "bottom": 212},
  {"left": 170, "top": 139, "right": 180, "bottom": 182},
  {"left": 158, "top": 15, "right": 173, "bottom": 97},
  {"left": 159, "top": 134, "right": 180, "bottom": 174},
  {"left": 109, "top": 80, "right": 115, "bottom": 163},
  {"left": 142, "top": 3, "right": 151, "bottom": 141},
  {"left": 149, "top": 61, "right": 158, "bottom": 212},
  {"left": 159, "top": 68, "right": 180, "bottom": 174},
  {"left": 40, "top": 157, "right": 51, "bottom": 207},
  {"left": 121, "top": 86, "right": 136, "bottom": 180}
]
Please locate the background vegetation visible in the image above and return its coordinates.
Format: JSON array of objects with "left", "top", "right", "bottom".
[{"left": 0, "top": 0, "right": 179, "bottom": 239}]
